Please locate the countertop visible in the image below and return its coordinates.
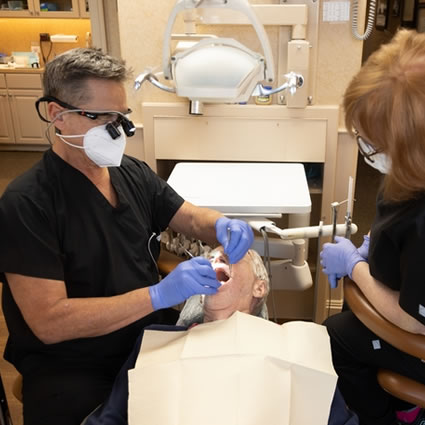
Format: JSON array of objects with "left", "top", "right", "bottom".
[{"left": 0, "top": 65, "right": 44, "bottom": 73}]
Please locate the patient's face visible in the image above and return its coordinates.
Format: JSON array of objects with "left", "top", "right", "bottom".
[{"left": 205, "top": 247, "right": 259, "bottom": 313}]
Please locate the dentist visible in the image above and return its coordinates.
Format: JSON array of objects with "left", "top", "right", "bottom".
[{"left": 0, "top": 48, "right": 253, "bottom": 425}]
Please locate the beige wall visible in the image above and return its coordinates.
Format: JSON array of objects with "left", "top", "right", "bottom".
[{"left": 116, "top": 0, "right": 367, "bottom": 127}]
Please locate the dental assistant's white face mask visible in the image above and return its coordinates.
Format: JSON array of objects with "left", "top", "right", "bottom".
[
  {"left": 56, "top": 124, "right": 126, "bottom": 167},
  {"left": 364, "top": 153, "right": 391, "bottom": 174}
]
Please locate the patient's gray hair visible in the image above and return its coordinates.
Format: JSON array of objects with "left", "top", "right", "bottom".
[
  {"left": 43, "top": 48, "right": 131, "bottom": 106},
  {"left": 176, "top": 247, "right": 270, "bottom": 327},
  {"left": 246, "top": 249, "right": 270, "bottom": 316}
]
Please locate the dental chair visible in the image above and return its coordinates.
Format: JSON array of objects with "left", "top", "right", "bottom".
[
  {"left": 343, "top": 277, "right": 425, "bottom": 408},
  {"left": 157, "top": 250, "right": 184, "bottom": 276}
]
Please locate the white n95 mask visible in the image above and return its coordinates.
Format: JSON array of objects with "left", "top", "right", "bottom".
[
  {"left": 364, "top": 152, "right": 391, "bottom": 174},
  {"left": 56, "top": 124, "right": 126, "bottom": 167}
]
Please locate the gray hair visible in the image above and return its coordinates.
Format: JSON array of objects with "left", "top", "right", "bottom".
[
  {"left": 246, "top": 249, "right": 270, "bottom": 316},
  {"left": 43, "top": 48, "right": 131, "bottom": 105}
]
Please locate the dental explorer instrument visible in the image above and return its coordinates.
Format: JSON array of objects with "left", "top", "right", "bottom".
[
  {"left": 345, "top": 177, "right": 354, "bottom": 239},
  {"left": 331, "top": 202, "right": 339, "bottom": 243},
  {"left": 227, "top": 227, "right": 232, "bottom": 276},
  {"left": 179, "top": 241, "right": 194, "bottom": 258}
]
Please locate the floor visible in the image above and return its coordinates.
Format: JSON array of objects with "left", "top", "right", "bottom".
[{"left": 0, "top": 150, "right": 382, "bottom": 425}]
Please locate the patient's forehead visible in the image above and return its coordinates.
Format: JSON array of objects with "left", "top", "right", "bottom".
[
  {"left": 208, "top": 247, "right": 251, "bottom": 266},
  {"left": 207, "top": 247, "right": 225, "bottom": 260}
]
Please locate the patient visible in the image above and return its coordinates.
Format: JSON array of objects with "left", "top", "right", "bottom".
[
  {"left": 177, "top": 246, "right": 270, "bottom": 326},
  {"left": 83, "top": 247, "right": 357, "bottom": 425}
]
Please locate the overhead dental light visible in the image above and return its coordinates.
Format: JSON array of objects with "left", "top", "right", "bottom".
[{"left": 134, "top": 0, "right": 304, "bottom": 114}]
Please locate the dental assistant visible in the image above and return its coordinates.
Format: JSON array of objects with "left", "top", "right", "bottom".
[
  {"left": 0, "top": 48, "right": 253, "bottom": 425},
  {"left": 320, "top": 30, "right": 425, "bottom": 425}
]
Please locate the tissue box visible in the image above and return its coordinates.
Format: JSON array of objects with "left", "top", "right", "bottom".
[{"left": 12, "top": 52, "right": 39, "bottom": 67}]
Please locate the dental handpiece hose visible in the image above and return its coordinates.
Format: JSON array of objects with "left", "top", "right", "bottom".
[{"left": 260, "top": 223, "right": 358, "bottom": 240}]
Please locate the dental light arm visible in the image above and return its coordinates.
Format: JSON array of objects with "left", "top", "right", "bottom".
[
  {"left": 134, "top": 71, "right": 176, "bottom": 93},
  {"left": 162, "top": 0, "right": 275, "bottom": 83},
  {"left": 134, "top": 0, "right": 305, "bottom": 108},
  {"left": 251, "top": 72, "right": 304, "bottom": 97}
]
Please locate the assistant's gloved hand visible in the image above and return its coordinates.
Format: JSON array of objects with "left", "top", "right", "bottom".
[
  {"left": 357, "top": 234, "right": 370, "bottom": 260},
  {"left": 149, "top": 257, "right": 220, "bottom": 311},
  {"left": 215, "top": 217, "right": 254, "bottom": 264},
  {"left": 320, "top": 236, "right": 366, "bottom": 289}
]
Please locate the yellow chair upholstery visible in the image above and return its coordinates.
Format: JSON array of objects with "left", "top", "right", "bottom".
[
  {"left": 344, "top": 277, "right": 425, "bottom": 408},
  {"left": 12, "top": 373, "right": 22, "bottom": 403},
  {"left": 157, "top": 250, "right": 184, "bottom": 276}
]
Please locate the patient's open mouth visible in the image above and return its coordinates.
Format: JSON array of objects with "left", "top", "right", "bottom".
[
  {"left": 209, "top": 252, "right": 231, "bottom": 284},
  {"left": 215, "top": 268, "right": 230, "bottom": 283}
]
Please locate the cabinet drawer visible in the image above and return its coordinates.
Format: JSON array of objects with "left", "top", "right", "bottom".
[
  {"left": 0, "top": 74, "right": 5, "bottom": 89},
  {"left": 6, "top": 74, "right": 43, "bottom": 90}
]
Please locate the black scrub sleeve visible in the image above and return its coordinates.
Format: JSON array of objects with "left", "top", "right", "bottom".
[
  {"left": 133, "top": 159, "right": 185, "bottom": 231},
  {"left": 0, "top": 190, "right": 64, "bottom": 282}
]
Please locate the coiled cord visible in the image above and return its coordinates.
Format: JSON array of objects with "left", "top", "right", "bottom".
[{"left": 352, "top": 0, "right": 376, "bottom": 41}]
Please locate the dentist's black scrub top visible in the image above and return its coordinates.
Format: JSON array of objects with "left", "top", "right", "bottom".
[{"left": 0, "top": 149, "right": 184, "bottom": 375}]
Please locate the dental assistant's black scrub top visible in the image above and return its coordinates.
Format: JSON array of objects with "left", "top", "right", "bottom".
[
  {"left": 0, "top": 148, "right": 184, "bottom": 375},
  {"left": 369, "top": 190, "right": 425, "bottom": 325}
]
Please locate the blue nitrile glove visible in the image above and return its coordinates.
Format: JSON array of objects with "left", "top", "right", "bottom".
[
  {"left": 215, "top": 217, "right": 254, "bottom": 264},
  {"left": 149, "top": 257, "right": 220, "bottom": 311},
  {"left": 357, "top": 234, "right": 370, "bottom": 260},
  {"left": 320, "top": 236, "right": 366, "bottom": 289}
]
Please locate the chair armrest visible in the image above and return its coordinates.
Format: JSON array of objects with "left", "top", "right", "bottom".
[
  {"left": 344, "top": 277, "right": 425, "bottom": 359},
  {"left": 377, "top": 369, "right": 425, "bottom": 408}
]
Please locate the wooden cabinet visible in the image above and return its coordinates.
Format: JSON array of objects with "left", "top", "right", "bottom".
[
  {"left": 0, "top": 0, "right": 88, "bottom": 18},
  {"left": 78, "top": 0, "right": 89, "bottom": 18},
  {"left": 0, "top": 72, "right": 49, "bottom": 145},
  {"left": 0, "top": 75, "right": 14, "bottom": 143}
]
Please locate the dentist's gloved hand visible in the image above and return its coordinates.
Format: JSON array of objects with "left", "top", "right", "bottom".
[
  {"left": 215, "top": 217, "right": 254, "bottom": 264},
  {"left": 357, "top": 234, "right": 370, "bottom": 260},
  {"left": 320, "top": 236, "right": 366, "bottom": 289},
  {"left": 149, "top": 257, "right": 220, "bottom": 311}
]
